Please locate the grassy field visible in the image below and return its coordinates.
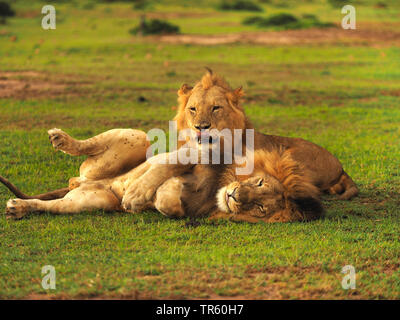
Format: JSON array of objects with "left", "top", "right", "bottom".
[{"left": 0, "top": 0, "right": 399, "bottom": 299}]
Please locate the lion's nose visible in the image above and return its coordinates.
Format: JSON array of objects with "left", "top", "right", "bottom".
[
  {"left": 194, "top": 123, "right": 211, "bottom": 130},
  {"left": 227, "top": 187, "right": 238, "bottom": 202}
]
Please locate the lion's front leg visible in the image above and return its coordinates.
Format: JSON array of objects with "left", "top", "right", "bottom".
[
  {"left": 121, "top": 151, "right": 195, "bottom": 212},
  {"left": 207, "top": 211, "right": 261, "bottom": 223},
  {"left": 121, "top": 165, "right": 173, "bottom": 212},
  {"left": 153, "top": 177, "right": 185, "bottom": 218}
]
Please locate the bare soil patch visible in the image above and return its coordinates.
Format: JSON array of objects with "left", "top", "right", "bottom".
[
  {"left": 156, "top": 26, "right": 400, "bottom": 46},
  {"left": 0, "top": 71, "right": 90, "bottom": 99},
  {"left": 0, "top": 113, "right": 167, "bottom": 131}
]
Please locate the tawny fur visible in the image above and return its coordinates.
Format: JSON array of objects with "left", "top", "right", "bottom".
[
  {"left": 1, "top": 70, "right": 357, "bottom": 222},
  {"left": 172, "top": 70, "right": 357, "bottom": 199},
  {"left": 213, "top": 150, "right": 323, "bottom": 223}
]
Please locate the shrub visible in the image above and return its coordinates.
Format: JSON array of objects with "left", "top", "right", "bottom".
[
  {"left": 218, "top": 0, "right": 263, "bottom": 12},
  {"left": 242, "top": 12, "right": 334, "bottom": 30},
  {"left": 374, "top": 1, "right": 387, "bottom": 8},
  {"left": 261, "top": 13, "right": 298, "bottom": 26},
  {"left": 0, "top": 1, "right": 15, "bottom": 24},
  {"left": 130, "top": 18, "right": 180, "bottom": 35},
  {"left": 243, "top": 13, "right": 299, "bottom": 28}
]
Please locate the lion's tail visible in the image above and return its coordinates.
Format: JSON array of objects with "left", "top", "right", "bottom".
[
  {"left": 339, "top": 171, "right": 359, "bottom": 200},
  {"left": 0, "top": 175, "right": 69, "bottom": 200},
  {"left": 332, "top": 171, "right": 358, "bottom": 200}
]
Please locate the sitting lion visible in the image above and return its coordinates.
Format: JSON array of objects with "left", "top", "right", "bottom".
[{"left": 1, "top": 129, "right": 322, "bottom": 223}]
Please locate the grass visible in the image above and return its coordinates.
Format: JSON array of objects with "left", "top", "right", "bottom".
[{"left": 0, "top": 0, "right": 399, "bottom": 299}]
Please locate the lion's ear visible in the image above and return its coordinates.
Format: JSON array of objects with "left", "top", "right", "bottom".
[
  {"left": 178, "top": 84, "right": 193, "bottom": 96},
  {"left": 226, "top": 86, "right": 245, "bottom": 104}
]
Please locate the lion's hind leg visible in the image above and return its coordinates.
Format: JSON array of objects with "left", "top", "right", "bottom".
[
  {"left": 48, "top": 128, "right": 150, "bottom": 180},
  {"left": 48, "top": 128, "right": 92, "bottom": 156},
  {"left": 5, "top": 186, "right": 121, "bottom": 219}
]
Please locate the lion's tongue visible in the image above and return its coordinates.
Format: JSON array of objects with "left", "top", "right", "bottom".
[
  {"left": 197, "top": 131, "right": 210, "bottom": 144},
  {"left": 196, "top": 131, "right": 209, "bottom": 137}
]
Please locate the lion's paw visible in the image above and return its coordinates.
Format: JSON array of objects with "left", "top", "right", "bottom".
[
  {"left": 121, "top": 183, "right": 156, "bottom": 213},
  {"left": 5, "top": 199, "right": 30, "bottom": 220},
  {"left": 48, "top": 128, "right": 75, "bottom": 152}
]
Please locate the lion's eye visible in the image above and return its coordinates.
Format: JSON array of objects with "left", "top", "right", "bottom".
[
  {"left": 212, "top": 105, "right": 222, "bottom": 112},
  {"left": 189, "top": 106, "right": 196, "bottom": 112},
  {"left": 257, "top": 178, "right": 264, "bottom": 187}
]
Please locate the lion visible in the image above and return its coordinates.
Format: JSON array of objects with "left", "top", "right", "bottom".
[
  {"left": 1, "top": 129, "right": 322, "bottom": 223},
  {"left": 1, "top": 69, "right": 356, "bottom": 222},
  {"left": 121, "top": 69, "right": 358, "bottom": 214},
  {"left": 1, "top": 128, "right": 185, "bottom": 219}
]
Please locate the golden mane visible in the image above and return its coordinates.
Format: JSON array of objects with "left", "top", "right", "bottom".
[
  {"left": 253, "top": 149, "right": 320, "bottom": 200},
  {"left": 219, "top": 149, "right": 319, "bottom": 198},
  {"left": 199, "top": 69, "right": 232, "bottom": 91}
]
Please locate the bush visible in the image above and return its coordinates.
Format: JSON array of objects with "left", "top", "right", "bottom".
[
  {"left": 260, "top": 13, "right": 298, "bottom": 26},
  {"left": 242, "top": 12, "right": 334, "bottom": 30},
  {"left": 218, "top": 0, "right": 263, "bottom": 12},
  {"left": 0, "top": 1, "right": 15, "bottom": 24},
  {"left": 130, "top": 18, "right": 180, "bottom": 35},
  {"left": 374, "top": 1, "right": 387, "bottom": 8}
]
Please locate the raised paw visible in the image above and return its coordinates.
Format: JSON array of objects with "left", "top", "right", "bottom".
[
  {"left": 48, "top": 128, "right": 75, "bottom": 153},
  {"left": 5, "top": 199, "right": 30, "bottom": 220}
]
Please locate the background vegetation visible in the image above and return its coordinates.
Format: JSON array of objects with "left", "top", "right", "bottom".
[{"left": 0, "top": 0, "right": 399, "bottom": 299}]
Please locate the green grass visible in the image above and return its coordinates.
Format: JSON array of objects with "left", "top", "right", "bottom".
[{"left": 0, "top": 0, "right": 399, "bottom": 299}]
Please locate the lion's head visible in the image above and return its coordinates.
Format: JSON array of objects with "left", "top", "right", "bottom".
[
  {"left": 174, "top": 69, "right": 252, "bottom": 147},
  {"left": 216, "top": 150, "right": 324, "bottom": 222}
]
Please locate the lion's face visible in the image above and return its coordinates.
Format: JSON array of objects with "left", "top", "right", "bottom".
[
  {"left": 185, "top": 86, "right": 239, "bottom": 133},
  {"left": 217, "top": 175, "right": 285, "bottom": 217},
  {"left": 174, "top": 71, "right": 248, "bottom": 149},
  {"left": 216, "top": 149, "right": 324, "bottom": 222}
]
